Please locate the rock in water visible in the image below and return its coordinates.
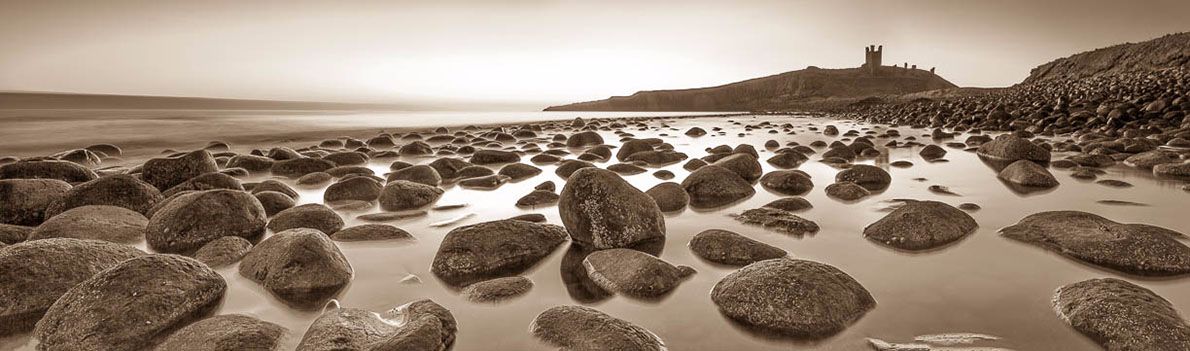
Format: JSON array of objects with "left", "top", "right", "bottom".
[
  {"left": 323, "top": 176, "right": 382, "bottom": 203},
  {"left": 0, "top": 160, "right": 98, "bottom": 183},
  {"left": 0, "top": 238, "right": 145, "bottom": 336},
  {"left": 460, "top": 276, "right": 534, "bottom": 303},
  {"left": 378, "top": 180, "right": 444, "bottom": 211},
  {"left": 689, "top": 229, "right": 787, "bottom": 266},
  {"left": 193, "top": 236, "right": 253, "bottom": 268},
  {"left": 155, "top": 314, "right": 286, "bottom": 351},
  {"left": 645, "top": 182, "right": 689, "bottom": 212},
  {"left": 997, "top": 160, "right": 1059, "bottom": 189},
  {"left": 976, "top": 134, "right": 1050, "bottom": 162},
  {"left": 238, "top": 228, "right": 353, "bottom": 309},
  {"left": 583, "top": 248, "right": 694, "bottom": 298},
  {"left": 44, "top": 174, "right": 161, "bottom": 217},
  {"left": 733, "top": 207, "right": 820, "bottom": 235},
  {"left": 267, "top": 203, "right": 345, "bottom": 234},
  {"left": 760, "top": 170, "right": 814, "bottom": 196},
  {"left": 516, "top": 189, "right": 560, "bottom": 207},
  {"left": 919, "top": 144, "right": 947, "bottom": 160},
  {"left": 254, "top": 190, "right": 296, "bottom": 216},
  {"left": 33, "top": 255, "right": 226, "bottom": 351},
  {"left": 431, "top": 219, "right": 567, "bottom": 286},
  {"left": 712, "top": 153, "right": 763, "bottom": 182},
  {"left": 711, "top": 258, "right": 874, "bottom": 338},
  {"left": 863, "top": 200, "right": 977, "bottom": 250},
  {"left": 29, "top": 205, "right": 148, "bottom": 243},
  {"left": 0, "top": 179, "right": 72, "bottom": 226},
  {"left": 530, "top": 305, "right": 663, "bottom": 351},
  {"left": 297, "top": 299, "right": 456, "bottom": 351},
  {"left": 566, "top": 131, "right": 604, "bottom": 147},
  {"left": 1053, "top": 278, "right": 1190, "bottom": 351},
  {"left": 142, "top": 150, "right": 219, "bottom": 191},
  {"left": 1001, "top": 211, "right": 1190, "bottom": 276},
  {"left": 559, "top": 168, "right": 665, "bottom": 249},
  {"left": 330, "top": 224, "right": 413, "bottom": 242},
  {"left": 682, "top": 165, "right": 756, "bottom": 208},
  {"left": 272, "top": 158, "right": 336, "bottom": 178},
  {"left": 146, "top": 189, "right": 267, "bottom": 253},
  {"left": 835, "top": 164, "right": 891, "bottom": 191}
]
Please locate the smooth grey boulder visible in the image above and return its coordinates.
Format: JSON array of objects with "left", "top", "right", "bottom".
[
  {"left": 239, "top": 228, "right": 353, "bottom": 309},
  {"left": 296, "top": 300, "right": 456, "bottom": 351},
  {"left": 682, "top": 165, "right": 755, "bottom": 208},
  {"left": 45, "top": 174, "right": 161, "bottom": 217},
  {"left": 379, "top": 180, "right": 444, "bottom": 211},
  {"left": 1001, "top": 211, "right": 1190, "bottom": 276},
  {"left": 161, "top": 172, "right": 243, "bottom": 197},
  {"left": 254, "top": 190, "right": 296, "bottom": 216},
  {"left": 998, "top": 160, "right": 1059, "bottom": 189},
  {"left": 155, "top": 314, "right": 286, "bottom": 351},
  {"left": 146, "top": 189, "right": 267, "bottom": 253},
  {"left": 766, "top": 152, "right": 808, "bottom": 169},
  {"left": 30, "top": 205, "right": 148, "bottom": 243},
  {"left": 431, "top": 219, "right": 567, "bottom": 286},
  {"left": 1053, "top": 278, "right": 1190, "bottom": 351},
  {"left": 33, "top": 255, "right": 226, "bottom": 351},
  {"left": 192, "top": 236, "right": 253, "bottom": 268},
  {"left": 387, "top": 164, "right": 442, "bottom": 186},
  {"left": 835, "top": 164, "right": 891, "bottom": 191},
  {"left": 469, "top": 149, "right": 520, "bottom": 165},
  {"left": 0, "top": 238, "right": 145, "bottom": 336},
  {"left": 711, "top": 258, "right": 874, "bottom": 338},
  {"left": 690, "top": 229, "right": 786, "bottom": 266},
  {"left": 825, "top": 181, "right": 871, "bottom": 201},
  {"left": 560, "top": 168, "right": 665, "bottom": 249},
  {"left": 323, "top": 176, "right": 383, "bottom": 203},
  {"left": 760, "top": 170, "right": 814, "bottom": 196},
  {"left": 976, "top": 134, "right": 1050, "bottom": 162},
  {"left": 517, "top": 189, "right": 560, "bottom": 207},
  {"left": 498, "top": 163, "right": 542, "bottom": 181},
  {"left": 142, "top": 150, "right": 219, "bottom": 191},
  {"left": 531, "top": 305, "right": 663, "bottom": 351},
  {"left": 225, "top": 154, "right": 275, "bottom": 173},
  {"left": 712, "top": 153, "right": 763, "bottom": 182},
  {"left": 863, "top": 200, "right": 977, "bottom": 250},
  {"left": 583, "top": 248, "right": 694, "bottom": 298},
  {"left": 272, "top": 158, "right": 336, "bottom": 178},
  {"left": 733, "top": 207, "right": 820, "bottom": 235},
  {"left": 645, "top": 182, "right": 689, "bottom": 212},
  {"left": 331, "top": 224, "right": 413, "bottom": 242},
  {"left": 566, "top": 131, "right": 604, "bottom": 147},
  {"left": 0, "top": 160, "right": 97, "bottom": 183},
  {"left": 0, "top": 179, "right": 72, "bottom": 226},
  {"left": 460, "top": 276, "right": 534, "bottom": 303}
]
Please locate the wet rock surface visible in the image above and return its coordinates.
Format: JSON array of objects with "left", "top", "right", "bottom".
[
  {"left": 331, "top": 224, "right": 413, "bottom": 242},
  {"left": 267, "top": 203, "right": 345, "bottom": 234},
  {"left": 30, "top": 205, "right": 148, "bottom": 243},
  {"left": 0, "top": 179, "right": 73, "bottom": 226},
  {"left": 689, "top": 229, "right": 787, "bottom": 266},
  {"left": 155, "top": 314, "right": 286, "bottom": 351},
  {"left": 1001, "top": 211, "right": 1190, "bottom": 276},
  {"left": 379, "top": 180, "right": 444, "bottom": 211},
  {"left": 560, "top": 168, "right": 665, "bottom": 249},
  {"left": 531, "top": 305, "right": 664, "bottom": 351},
  {"left": 460, "top": 276, "right": 534, "bottom": 303},
  {"left": 146, "top": 189, "right": 267, "bottom": 253},
  {"left": 583, "top": 248, "right": 694, "bottom": 298},
  {"left": 863, "top": 200, "right": 978, "bottom": 250},
  {"left": 431, "top": 219, "right": 568, "bottom": 286},
  {"left": 711, "top": 258, "right": 875, "bottom": 338},
  {"left": 733, "top": 207, "right": 820, "bottom": 235},
  {"left": 297, "top": 299, "right": 457, "bottom": 351},
  {"left": 45, "top": 174, "right": 161, "bottom": 217},
  {"left": 1053, "top": 278, "right": 1190, "bottom": 351},
  {"left": 239, "top": 228, "right": 353, "bottom": 309},
  {"left": 682, "top": 165, "right": 755, "bottom": 208}
]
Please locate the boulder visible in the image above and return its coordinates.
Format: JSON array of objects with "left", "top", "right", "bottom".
[
  {"left": 681, "top": 165, "right": 755, "bottom": 208},
  {"left": 193, "top": 236, "right": 253, "bottom": 268},
  {"left": 517, "top": 190, "right": 560, "bottom": 207},
  {"left": 142, "top": 150, "right": 219, "bottom": 191},
  {"left": 253, "top": 190, "right": 296, "bottom": 216},
  {"left": 583, "top": 248, "right": 694, "bottom": 298},
  {"left": 469, "top": 150, "right": 520, "bottom": 165},
  {"left": 835, "top": 165, "right": 891, "bottom": 191},
  {"left": 296, "top": 300, "right": 456, "bottom": 351},
  {"left": 863, "top": 200, "right": 977, "bottom": 250},
  {"left": 711, "top": 258, "right": 874, "bottom": 338},
  {"left": 763, "top": 197, "right": 813, "bottom": 212},
  {"left": 330, "top": 224, "right": 413, "bottom": 242},
  {"left": 45, "top": 174, "right": 160, "bottom": 217},
  {"left": 712, "top": 153, "right": 763, "bottom": 182},
  {"left": 29, "top": 205, "right": 147, "bottom": 243},
  {"left": 1124, "top": 150, "right": 1177, "bottom": 169},
  {"left": 272, "top": 158, "right": 336, "bottom": 178},
  {"left": 1001, "top": 211, "right": 1190, "bottom": 276},
  {"left": 323, "top": 176, "right": 382, "bottom": 202},
  {"left": 554, "top": 159, "right": 596, "bottom": 179},
  {"left": 267, "top": 203, "right": 345, "bottom": 235},
  {"left": 431, "top": 219, "right": 567, "bottom": 286},
  {"left": 460, "top": 276, "right": 534, "bottom": 303},
  {"left": 0, "top": 179, "right": 72, "bottom": 226},
  {"left": 239, "top": 228, "right": 353, "bottom": 309},
  {"left": 997, "top": 160, "right": 1059, "bottom": 189},
  {"left": 566, "top": 131, "right": 604, "bottom": 147},
  {"left": 690, "top": 229, "right": 786, "bottom": 266},
  {"left": 155, "top": 314, "right": 286, "bottom": 351},
  {"left": 1154, "top": 161, "right": 1190, "bottom": 178},
  {"left": 0, "top": 160, "right": 98, "bottom": 183},
  {"left": 146, "top": 189, "right": 267, "bottom": 253},
  {"left": 0, "top": 224, "right": 31, "bottom": 245},
  {"left": 225, "top": 154, "right": 275, "bottom": 173},
  {"left": 976, "top": 134, "right": 1050, "bottom": 162},
  {"left": 560, "top": 168, "right": 665, "bottom": 249},
  {"left": 918, "top": 144, "right": 947, "bottom": 160},
  {"left": 760, "top": 170, "right": 814, "bottom": 196},
  {"left": 531, "top": 306, "right": 663, "bottom": 351},
  {"left": 766, "top": 152, "right": 808, "bottom": 169},
  {"left": 825, "top": 181, "right": 871, "bottom": 201},
  {"left": 1053, "top": 278, "right": 1190, "bottom": 351},
  {"left": 499, "top": 163, "right": 543, "bottom": 181},
  {"left": 387, "top": 164, "right": 442, "bottom": 186},
  {"left": 33, "top": 255, "right": 226, "bottom": 351},
  {"left": 733, "top": 207, "right": 820, "bottom": 235},
  {"left": 0, "top": 238, "right": 145, "bottom": 336},
  {"left": 645, "top": 182, "right": 689, "bottom": 212},
  {"left": 379, "top": 181, "right": 444, "bottom": 211}
]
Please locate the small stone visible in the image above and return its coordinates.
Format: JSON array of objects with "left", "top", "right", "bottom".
[{"left": 461, "top": 277, "right": 534, "bottom": 303}]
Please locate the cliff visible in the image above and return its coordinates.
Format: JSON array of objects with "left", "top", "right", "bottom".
[
  {"left": 544, "top": 66, "right": 957, "bottom": 112},
  {"left": 1023, "top": 32, "right": 1190, "bottom": 84}
]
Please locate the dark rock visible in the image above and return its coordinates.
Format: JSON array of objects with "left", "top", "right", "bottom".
[
  {"left": 607, "top": 163, "right": 646, "bottom": 175},
  {"left": 296, "top": 171, "right": 334, "bottom": 186},
  {"left": 517, "top": 189, "right": 560, "bottom": 207},
  {"left": 156, "top": 314, "right": 286, "bottom": 351},
  {"left": 531, "top": 305, "right": 663, "bottom": 351},
  {"left": 566, "top": 131, "right": 604, "bottom": 147},
  {"left": 193, "top": 236, "right": 253, "bottom": 268},
  {"left": 142, "top": 150, "right": 219, "bottom": 191},
  {"left": 0, "top": 238, "right": 145, "bottom": 336},
  {"left": 498, "top": 163, "right": 543, "bottom": 180},
  {"left": 239, "top": 228, "right": 352, "bottom": 309},
  {"left": 1001, "top": 211, "right": 1190, "bottom": 276},
  {"left": 713, "top": 153, "right": 763, "bottom": 182},
  {"left": 268, "top": 203, "right": 344, "bottom": 234},
  {"left": 0, "top": 179, "right": 72, "bottom": 226},
  {"left": 33, "top": 255, "right": 226, "bottom": 351},
  {"left": 470, "top": 149, "right": 520, "bottom": 165},
  {"left": 616, "top": 139, "right": 655, "bottom": 161},
  {"left": 733, "top": 207, "right": 820, "bottom": 235},
  {"left": 428, "top": 157, "right": 474, "bottom": 179},
  {"left": 653, "top": 170, "right": 675, "bottom": 180},
  {"left": 766, "top": 152, "right": 808, "bottom": 169},
  {"left": 624, "top": 150, "right": 687, "bottom": 165},
  {"left": 711, "top": 258, "right": 874, "bottom": 338},
  {"left": 45, "top": 174, "right": 160, "bottom": 217},
  {"left": 296, "top": 299, "right": 456, "bottom": 351},
  {"left": 272, "top": 158, "right": 336, "bottom": 178},
  {"left": 1154, "top": 161, "right": 1190, "bottom": 177},
  {"left": 431, "top": 219, "right": 567, "bottom": 286},
  {"left": 976, "top": 134, "right": 1051, "bottom": 162},
  {"left": 324, "top": 176, "right": 382, "bottom": 202},
  {"left": 825, "top": 181, "right": 871, "bottom": 201},
  {"left": 458, "top": 174, "right": 510, "bottom": 189},
  {"left": 763, "top": 197, "right": 813, "bottom": 212},
  {"left": 998, "top": 160, "right": 1059, "bottom": 189},
  {"left": 379, "top": 180, "right": 444, "bottom": 211},
  {"left": 0, "top": 160, "right": 98, "bottom": 183},
  {"left": 682, "top": 165, "right": 755, "bottom": 208},
  {"left": 331, "top": 224, "right": 413, "bottom": 242},
  {"left": 560, "top": 168, "right": 665, "bottom": 249},
  {"left": 146, "top": 189, "right": 267, "bottom": 253},
  {"left": 254, "top": 190, "right": 296, "bottom": 216},
  {"left": 760, "top": 170, "right": 814, "bottom": 196},
  {"left": 583, "top": 248, "right": 694, "bottom": 298},
  {"left": 510, "top": 213, "right": 547, "bottom": 223},
  {"left": 690, "top": 229, "right": 786, "bottom": 266},
  {"left": 460, "top": 276, "right": 533, "bottom": 303},
  {"left": 1053, "top": 278, "right": 1190, "bottom": 351},
  {"left": 554, "top": 159, "right": 596, "bottom": 179},
  {"left": 686, "top": 127, "right": 707, "bottom": 137},
  {"left": 835, "top": 164, "right": 891, "bottom": 191},
  {"left": 387, "top": 164, "right": 443, "bottom": 186},
  {"left": 225, "top": 154, "right": 275, "bottom": 173},
  {"left": 30, "top": 205, "right": 147, "bottom": 243},
  {"left": 645, "top": 182, "right": 689, "bottom": 212},
  {"left": 161, "top": 172, "right": 243, "bottom": 197},
  {"left": 863, "top": 200, "right": 977, "bottom": 250},
  {"left": 1124, "top": 150, "right": 1177, "bottom": 169},
  {"left": 0, "top": 224, "right": 31, "bottom": 244}
]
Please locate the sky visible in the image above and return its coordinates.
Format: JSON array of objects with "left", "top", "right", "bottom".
[{"left": 1, "top": 0, "right": 1188, "bottom": 109}]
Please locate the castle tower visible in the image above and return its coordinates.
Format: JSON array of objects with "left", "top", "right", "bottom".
[{"left": 863, "top": 45, "right": 882, "bottom": 75}]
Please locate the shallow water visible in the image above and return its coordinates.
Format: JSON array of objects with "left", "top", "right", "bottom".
[{"left": 3, "top": 114, "right": 1189, "bottom": 350}]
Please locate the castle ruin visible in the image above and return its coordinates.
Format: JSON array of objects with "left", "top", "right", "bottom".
[{"left": 863, "top": 45, "right": 936, "bottom": 76}]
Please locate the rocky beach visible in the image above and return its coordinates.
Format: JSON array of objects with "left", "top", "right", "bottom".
[{"left": 2, "top": 9, "right": 1190, "bottom": 351}]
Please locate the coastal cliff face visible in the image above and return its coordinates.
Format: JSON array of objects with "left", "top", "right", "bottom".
[
  {"left": 544, "top": 66, "right": 957, "bottom": 112},
  {"left": 1023, "top": 32, "right": 1190, "bottom": 84}
]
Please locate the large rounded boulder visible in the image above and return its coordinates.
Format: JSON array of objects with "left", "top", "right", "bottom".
[
  {"left": 431, "top": 219, "right": 567, "bottom": 286},
  {"left": 583, "top": 248, "right": 694, "bottom": 298},
  {"left": 976, "top": 134, "right": 1050, "bottom": 162},
  {"left": 297, "top": 299, "right": 456, "bottom": 351},
  {"left": 0, "top": 179, "right": 73, "bottom": 226},
  {"left": 33, "top": 255, "right": 226, "bottom": 351},
  {"left": 1053, "top": 278, "right": 1190, "bottom": 351},
  {"left": 0, "top": 238, "right": 145, "bottom": 336},
  {"left": 997, "top": 160, "right": 1058, "bottom": 189},
  {"left": 146, "top": 189, "right": 267, "bottom": 253},
  {"left": 559, "top": 168, "right": 665, "bottom": 249},
  {"left": 863, "top": 200, "right": 977, "bottom": 250},
  {"left": 267, "top": 203, "right": 345, "bottom": 234},
  {"left": 155, "top": 314, "right": 286, "bottom": 351},
  {"left": 44, "top": 174, "right": 161, "bottom": 217},
  {"left": 689, "top": 229, "right": 786, "bottom": 266},
  {"left": 142, "top": 150, "right": 219, "bottom": 191},
  {"left": 1001, "top": 211, "right": 1190, "bottom": 276},
  {"left": 30, "top": 205, "right": 148, "bottom": 243},
  {"left": 711, "top": 258, "right": 874, "bottom": 338},
  {"left": 238, "top": 228, "right": 353, "bottom": 309},
  {"left": 681, "top": 165, "right": 755, "bottom": 209},
  {"left": 835, "top": 164, "right": 891, "bottom": 191},
  {"left": 323, "top": 176, "right": 383, "bottom": 203},
  {"left": 712, "top": 153, "right": 763, "bottom": 182},
  {"left": 0, "top": 160, "right": 98, "bottom": 183},
  {"left": 760, "top": 170, "right": 814, "bottom": 196},
  {"left": 530, "top": 305, "right": 663, "bottom": 351},
  {"left": 378, "top": 180, "right": 444, "bottom": 211}
]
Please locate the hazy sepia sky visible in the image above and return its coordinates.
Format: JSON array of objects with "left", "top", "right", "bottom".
[{"left": 1, "top": 0, "right": 1187, "bottom": 108}]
